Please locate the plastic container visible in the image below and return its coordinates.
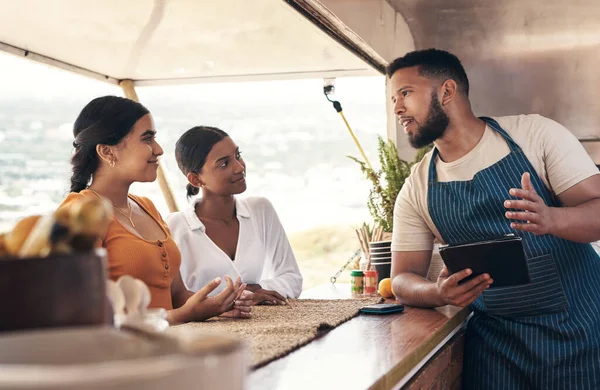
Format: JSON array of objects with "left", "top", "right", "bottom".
[
  {"left": 368, "top": 240, "right": 392, "bottom": 249},
  {"left": 350, "top": 270, "right": 364, "bottom": 297},
  {"left": 371, "top": 262, "right": 391, "bottom": 283},
  {"left": 364, "top": 270, "right": 379, "bottom": 296},
  {"left": 369, "top": 253, "right": 391, "bottom": 261}
]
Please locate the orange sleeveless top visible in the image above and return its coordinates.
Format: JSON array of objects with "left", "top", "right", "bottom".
[{"left": 59, "top": 191, "right": 182, "bottom": 310}]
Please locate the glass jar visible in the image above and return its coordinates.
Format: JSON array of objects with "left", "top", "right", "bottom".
[
  {"left": 359, "top": 253, "right": 369, "bottom": 272},
  {"left": 350, "top": 270, "right": 364, "bottom": 297},
  {"left": 364, "top": 270, "right": 379, "bottom": 297}
]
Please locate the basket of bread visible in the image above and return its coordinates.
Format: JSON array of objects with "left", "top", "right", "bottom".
[{"left": 0, "top": 196, "right": 113, "bottom": 332}]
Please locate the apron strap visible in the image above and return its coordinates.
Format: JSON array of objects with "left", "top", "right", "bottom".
[
  {"left": 428, "top": 117, "right": 523, "bottom": 183},
  {"left": 480, "top": 117, "right": 523, "bottom": 153}
]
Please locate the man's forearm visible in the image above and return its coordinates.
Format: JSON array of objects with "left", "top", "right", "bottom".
[
  {"left": 392, "top": 273, "right": 444, "bottom": 307},
  {"left": 551, "top": 198, "right": 600, "bottom": 242}
]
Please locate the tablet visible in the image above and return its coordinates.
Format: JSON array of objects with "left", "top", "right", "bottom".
[{"left": 438, "top": 235, "right": 531, "bottom": 288}]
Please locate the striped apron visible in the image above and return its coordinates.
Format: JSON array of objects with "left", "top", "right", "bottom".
[{"left": 427, "top": 117, "right": 600, "bottom": 389}]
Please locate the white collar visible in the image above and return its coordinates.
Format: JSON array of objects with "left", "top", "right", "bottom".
[{"left": 184, "top": 197, "right": 250, "bottom": 232}]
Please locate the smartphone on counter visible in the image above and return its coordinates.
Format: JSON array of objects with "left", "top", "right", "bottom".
[{"left": 360, "top": 303, "right": 405, "bottom": 315}]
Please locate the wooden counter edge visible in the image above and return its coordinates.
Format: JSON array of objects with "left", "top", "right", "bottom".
[{"left": 369, "top": 306, "right": 471, "bottom": 390}]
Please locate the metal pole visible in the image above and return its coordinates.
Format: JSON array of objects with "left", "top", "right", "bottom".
[{"left": 338, "top": 111, "right": 373, "bottom": 171}]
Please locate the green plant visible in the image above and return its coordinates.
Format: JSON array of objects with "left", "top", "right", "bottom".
[{"left": 348, "top": 136, "right": 430, "bottom": 232}]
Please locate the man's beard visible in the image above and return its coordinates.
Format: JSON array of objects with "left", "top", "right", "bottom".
[{"left": 408, "top": 92, "right": 449, "bottom": 148}]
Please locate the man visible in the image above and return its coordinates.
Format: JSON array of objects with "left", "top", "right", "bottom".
[{"left": 389, "top": 49, "right": 600, "bottom": 389}]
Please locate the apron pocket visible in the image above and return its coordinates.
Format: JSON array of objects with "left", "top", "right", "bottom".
[{"left": 482, "top": 253, "right": 568, "bottom": 318}]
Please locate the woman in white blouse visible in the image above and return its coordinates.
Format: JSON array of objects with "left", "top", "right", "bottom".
[{"left": 166, "top": 126, "right": 303, "bottom": 304}]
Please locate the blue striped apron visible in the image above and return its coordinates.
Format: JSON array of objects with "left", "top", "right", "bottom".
[{"left": 427, "top": 117, "right": 600, "bottom": 389}]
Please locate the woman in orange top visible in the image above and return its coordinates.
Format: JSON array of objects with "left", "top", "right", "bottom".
[{"left": 60, "top": 96, "right": 252, "bottom": 323}]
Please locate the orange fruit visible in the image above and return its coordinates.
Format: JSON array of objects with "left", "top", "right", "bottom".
[
  {"left": 378, "top": 278, "right": 394, "bottom": 299},
  {"left": 4, "top": 215, "right": 42, "bottom": 255}
]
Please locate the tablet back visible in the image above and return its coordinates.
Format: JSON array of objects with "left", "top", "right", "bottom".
[{"left": 439, "top": 236, "right": 531, "bottom": 288}]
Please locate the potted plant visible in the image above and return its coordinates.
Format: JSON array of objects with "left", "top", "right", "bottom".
[
  {"left": 348, "top": 136, "right": 430, "bottom": 235},
  {"left": 347, "top": 136, "right": 430, "bottom": 282}
]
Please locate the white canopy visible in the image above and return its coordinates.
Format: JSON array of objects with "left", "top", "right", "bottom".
[
  {"left": 2, "top": 0, "right": 599, "bottom": 161},
  {"left": 0, "top": 0, "right": 378, "bottom": 86}
]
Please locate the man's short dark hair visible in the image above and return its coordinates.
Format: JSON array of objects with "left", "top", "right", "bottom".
[{"left": 386, "top": 49, "right": 470, "bottom": 96}]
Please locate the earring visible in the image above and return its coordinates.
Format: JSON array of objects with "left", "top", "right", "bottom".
[{"left": 110, "top": 160, "right": 115, "bottom": 168}]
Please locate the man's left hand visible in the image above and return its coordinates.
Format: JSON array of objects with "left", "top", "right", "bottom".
[{"left": 505, "top": 172, "right": 556, "bottom": 235}]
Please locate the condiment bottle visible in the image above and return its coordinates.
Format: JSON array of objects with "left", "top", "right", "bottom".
[
  {"left": 350, "top": 270, "right": 364, "bottom": 297},
  {"left": 364, "top": 270, "right": 379, "bottom": 296}
]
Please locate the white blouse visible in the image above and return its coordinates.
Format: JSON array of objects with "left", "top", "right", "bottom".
[{"left": 165, "top": 196, "right": 303, "bottom": 298}]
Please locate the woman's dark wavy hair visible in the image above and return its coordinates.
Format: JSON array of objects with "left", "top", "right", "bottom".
[
  {"left": 175, "top": 126, "right": 229, "bottom": 199},
  {"left": 70, "top": 96, "right": 149, "bottom": 192}
]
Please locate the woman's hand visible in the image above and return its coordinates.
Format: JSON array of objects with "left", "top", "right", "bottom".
[
  {"left": 220, "top": 290, "right": 254, "bottom": 319},
  {"left": 176, "top": 275, "right": 243, "bottom": 323},
  {"left": 246, "top": 284, "right": 287, "bottom": 305}
]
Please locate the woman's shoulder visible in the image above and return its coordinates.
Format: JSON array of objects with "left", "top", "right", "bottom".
[
  {"left": 61, "top": 191, "right": 85, "bottom": 203},
  {"left": 164, "top": 210, "right": 186, "bottom": 227},
  {"left": 128, "top": 194, "right": 168, "bottom": 223},
  {"left": 58, "top": 190, "right": 95, "bottom": 209},
  {"left": 129, "top": 194, "right": 156, "bottom": 211},
  {"left": 238, "top": 196, "right": 276, "bottom": 215}
]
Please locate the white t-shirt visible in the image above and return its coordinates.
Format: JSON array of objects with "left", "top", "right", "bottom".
[
  {"left": 392, "top": 114, "right": 599, "bottom": 252},
  {"left": 166, "top": 196, "right": 303, "bottom": 298}
]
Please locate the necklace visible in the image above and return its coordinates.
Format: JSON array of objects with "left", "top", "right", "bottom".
[
  {"left": 87, "top": 188, "right": 136, "bottom": 228},
  {"left": 112, "top": 203, "right": 136, "bottom": 228}
]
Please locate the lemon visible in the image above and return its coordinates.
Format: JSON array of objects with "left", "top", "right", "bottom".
[{"left": 378, "top": 278, "right": 394, "bottom": 299}]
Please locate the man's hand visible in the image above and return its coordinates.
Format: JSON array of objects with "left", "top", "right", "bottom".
[
  {"left": 505, "top": 172, "right": 557, "bottom": 235},
  {"left": 436, "top": 266, "right": 493, "bottom": 307}
]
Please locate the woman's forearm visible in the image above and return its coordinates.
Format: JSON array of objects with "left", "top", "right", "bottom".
[{"left": 166, "top": 306, "right": 189, "bottom": 325}]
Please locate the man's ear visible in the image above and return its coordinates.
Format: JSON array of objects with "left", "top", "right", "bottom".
[
  {"left": 96, "top": 144, "right": 115, "bottom": 166},
  {"left": 441, "top": 80, "right": 458, "bottom": 106},
  {"left": 187, "top": 172, "right": 204, "bottom": 188}
]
